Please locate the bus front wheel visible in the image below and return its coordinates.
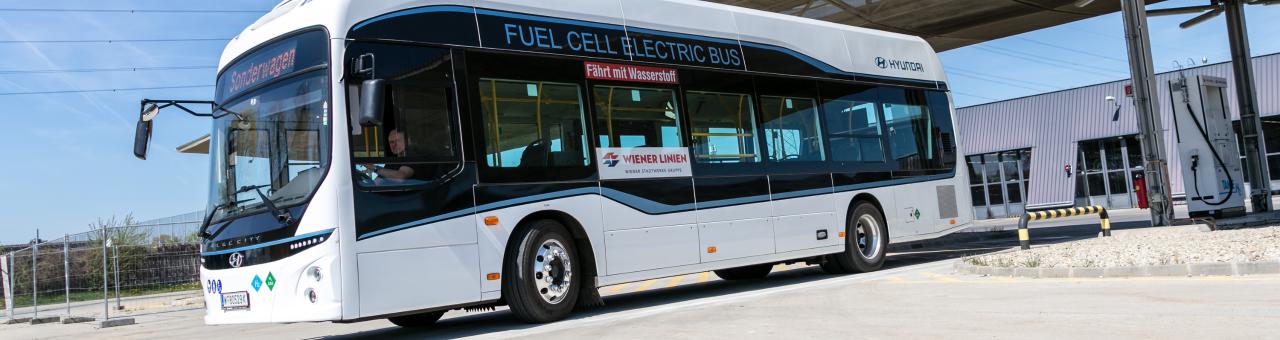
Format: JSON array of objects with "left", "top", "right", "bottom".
[
  {"left": 504, "top": 219, "right": 581, "bottom": 323},
  {"left": 822, "top": 202, "right": 888, "bottom": 274}
]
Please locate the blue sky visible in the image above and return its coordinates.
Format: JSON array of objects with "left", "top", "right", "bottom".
[
  {"left": 1, "top": 0, "right": 1278, "bottom": 244},
  {"left": 943, "top": 0, "right": 1280, "bottom": 107}
]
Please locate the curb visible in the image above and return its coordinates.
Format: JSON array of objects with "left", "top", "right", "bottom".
[
  {"left": 3, "top": 317, "right": 33, "bottom": 324},
  {"left": 28, "top": 316, "right": 60, "bottom": 325},
  {"left": 61, "top": 316, "right": 95, "bottom": 324},
  {"left": 96, "top": 317, "right": 135, "bottom": 329},
  {"left": 953, "top": 259, "right": 1280, "bottom": 278}
]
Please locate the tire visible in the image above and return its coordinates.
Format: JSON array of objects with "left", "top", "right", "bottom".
[
  {"left": 824, "top": 202, "right": 889, "bottom": 274},
  {"left": 503, "top": 219, "right": 580, "bottom": 323},
  {"left": 713, "top": 263, "right": 773, "bottom": 280},
  {"left": 387, "top": 310, "right": 445, "bottom": 328}
]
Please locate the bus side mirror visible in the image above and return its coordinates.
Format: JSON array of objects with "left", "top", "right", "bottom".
[
  {"left": 360, "top": 79, "right": 386, "bottom": 125},
  {"left": 133, "top": 120, "right": 153, "bottom": 160},
  {"left": 133, "top": 103, "right": 159, "bottom": 160}
]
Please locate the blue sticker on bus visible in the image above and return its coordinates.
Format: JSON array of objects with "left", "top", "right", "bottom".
[{"left": 251, "top": 275, "right": 263, "bottom": 292}]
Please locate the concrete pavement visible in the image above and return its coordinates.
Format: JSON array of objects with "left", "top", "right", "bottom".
[{"left": 3, "top": 236, "right": 1277, "bottom": 339}]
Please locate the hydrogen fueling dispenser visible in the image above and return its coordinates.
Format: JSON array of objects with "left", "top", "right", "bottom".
[{"left": 1170, "top": 75, "right": 1246, "bottom": 218}]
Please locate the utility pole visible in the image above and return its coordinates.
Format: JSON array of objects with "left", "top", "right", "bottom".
[
  {"left": 1224, "top": 0, "right": 1273, "bottom": 213},
  {"left": 1121, "top": 0, "right": 1174, "bottom": 226}
]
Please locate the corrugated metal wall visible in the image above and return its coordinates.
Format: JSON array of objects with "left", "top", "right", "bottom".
[{"left": 957, "top": 53, "right": 1280, "bottom": 209}]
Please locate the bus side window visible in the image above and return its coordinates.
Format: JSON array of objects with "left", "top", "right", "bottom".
[
  {"left": 686, "top": 91, "right": 760, "bottom": 164},
  {"left": 593, "top": 86, "right": 683, "bottom": 149},
  {"left": 926, "top": 91, "right": 958, "bottom": 172},
  {"left": 821, "top": 85, "right": 885, "bottom": 163},
  {"left": 760, "top": 95, "right": 824, "bottom": 162},
  {"left": 478, "top": 79, "right": 590, "bottom": 169},
  {"left": 352, "top": 85, "right": 458, "bottom": 186},
  {"left": 346, "top": 44, "right": 459, "bottom": 187},
  {"left": 880, "top": 88, "right": 935, "bottom": 171}
]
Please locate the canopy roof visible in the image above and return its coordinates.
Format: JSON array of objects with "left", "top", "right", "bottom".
[{"left": 708, "top": 0, "right": 1163, "bottom": 51}]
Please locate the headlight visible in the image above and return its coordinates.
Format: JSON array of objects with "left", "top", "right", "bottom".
[{"left": 308, "top": 266, "right": 322, "bottom": 282}]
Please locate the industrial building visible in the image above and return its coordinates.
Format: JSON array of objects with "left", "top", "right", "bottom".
[{"left": 957, "top": 53, "right": 1280, "bottom": 219}]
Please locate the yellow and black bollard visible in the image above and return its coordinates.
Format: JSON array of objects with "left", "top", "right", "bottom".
[
  {"left": 1017, "top": 205, "right": 1110, "bottom": 250},
  {"left": 1099, "top": 208, "right": 1111, "bottom": 237}
]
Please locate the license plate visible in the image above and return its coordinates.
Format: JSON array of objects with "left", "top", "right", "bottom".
[{"left": 221, "top": 291, "right": 250, "bottom": 311}]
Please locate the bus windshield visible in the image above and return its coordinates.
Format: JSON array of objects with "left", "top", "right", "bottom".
[
  {"left": 205, "top": 30, "right": 330, "bottom": 226},
  {"left": 208, "top": 71, "right": 330, "bottom": 223}
]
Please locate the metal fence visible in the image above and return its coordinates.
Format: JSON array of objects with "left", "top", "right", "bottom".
[{"left": 1, "top": 217, "right": 204, "bottom": 322}]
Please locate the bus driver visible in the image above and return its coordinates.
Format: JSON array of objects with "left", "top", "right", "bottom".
[{"left": 361, "top": 129, "right": 417, "bottom": 184}]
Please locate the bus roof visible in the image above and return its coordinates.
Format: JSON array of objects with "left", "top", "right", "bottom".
[{"left": 219, "top": 0, "right": 946, "bottom": 84}]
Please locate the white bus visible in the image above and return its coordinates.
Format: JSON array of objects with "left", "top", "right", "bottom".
[{"left": 132, "top": 0, "right": 972, "bottom": 327}]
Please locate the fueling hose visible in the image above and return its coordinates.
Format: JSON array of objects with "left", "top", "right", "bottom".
[{"left": 1184, "top": 101, "right": 1235, "bottom": 206}]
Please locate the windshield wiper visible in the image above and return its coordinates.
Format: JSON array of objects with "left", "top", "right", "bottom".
[
  {"left": 198, "top": 204, "right": 224, "bottom": 240},
  {"left": 199, "top": 197, "right": 254, "bottom": 240},
  {"left": 239, "top": 184, "right": 295, "bottom": 225}
]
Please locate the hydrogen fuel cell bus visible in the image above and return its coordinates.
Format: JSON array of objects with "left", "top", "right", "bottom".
[{"left": 131, "top": 0, "right": 973, "bottom": 326}]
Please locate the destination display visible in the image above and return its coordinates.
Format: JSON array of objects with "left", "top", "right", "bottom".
[
  {"left": 226, "top": 42, "right": 297, "bottom": 95},
  {"left": 216, "top": 30, "right": 328, "bottom": 101},
  {"left": 476, "top": 9, "right": 745, "bottom": 71}
]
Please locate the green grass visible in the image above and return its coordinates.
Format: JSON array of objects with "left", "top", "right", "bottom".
[{"left": 8, "top": 282, "right": 201, "bottom": 309}]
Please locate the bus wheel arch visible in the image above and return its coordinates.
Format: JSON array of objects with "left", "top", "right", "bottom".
[
  {"left": 502, "top": 211, "right": 601, "bottom": 313},
  {"left": 821, "top": 193, "right": 890, "bottom": 274}
]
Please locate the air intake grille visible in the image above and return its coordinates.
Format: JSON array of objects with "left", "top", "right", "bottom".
[{"left": 937, "top": 185, "right": 958, "bottom": 218}]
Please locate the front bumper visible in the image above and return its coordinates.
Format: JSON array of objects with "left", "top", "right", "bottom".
[{"left": 200, "top": 239, "right": 342, "bottom": 324}]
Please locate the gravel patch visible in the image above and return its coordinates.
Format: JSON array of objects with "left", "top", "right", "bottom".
[{"left": 965, "top": 226, "right": 1280, "bottom": 268}]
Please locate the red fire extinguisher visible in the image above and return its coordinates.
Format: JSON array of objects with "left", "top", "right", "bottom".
[{"left": 1134, "top": 173, "right": 1149, "bottom": 209}]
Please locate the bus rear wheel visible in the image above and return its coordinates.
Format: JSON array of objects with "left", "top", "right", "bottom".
[
  {"left": 821, "top": 202, "right": 888, "bottom": 274},
  {"left": 504, "top": 219, "right": 580, "bottom": 323},
  {"left": 387, "top": 310, "right": 445, "bottom": 328},
  {"left": 713, "top": 263, "right": 773, "bottom": 280}
]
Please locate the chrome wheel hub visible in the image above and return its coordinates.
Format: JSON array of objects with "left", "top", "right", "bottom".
[
  {"left": 855, "top": 214, "right": 882, "bottom": 260},
  {"left": 532, "top": 239, "right": 572, "bottom": 304}
]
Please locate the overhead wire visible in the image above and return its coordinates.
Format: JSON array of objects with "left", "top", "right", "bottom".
[
  {"left": 0, "top": 66, "right": 214, "bottom": 75},
  {"left": 978, "top": 45, "right": 1126, "bottom": 74},
  {"left": 970, "top": 45, "right": 1125, "bottom": 79},
  {"left": 1012, "top": 37, "right": 1179, "bottom": 72},
  {"left": 947, "top": 67, "right": 1063, "bottom": 92},
  {"left": 0, "top": 85, "right": 213, "bottom": 96},
  {"left": 0, "top": 38, "right": 232, "bottom": 44},
  {"left": 0, "top": 8, "right": 268, "bottom": 14},
  {"left": 952, "top": 92, "right": 998, "bottom": 101},
  {"left": 1012, "top": 37, "right": 1128, "bottom": 63},
  {"left": 0, "top": 8, "right": 250, "bottom": 96}
]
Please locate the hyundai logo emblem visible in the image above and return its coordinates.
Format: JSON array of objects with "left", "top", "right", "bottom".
[
  {"left": 875, "top": 57, "right": 887, "bottom": 69},
  {"left": 228, "top": 252, "right": 244, "bottom": 268}
]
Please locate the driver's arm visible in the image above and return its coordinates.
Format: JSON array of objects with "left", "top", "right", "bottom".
[{"left": 376, "top": 165, "right": 415, "bottom": 180}]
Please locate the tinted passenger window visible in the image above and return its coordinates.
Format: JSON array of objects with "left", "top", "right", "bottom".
[
  {"left": 823, "top": 91, "right": 885, "bottom": 162},
  {"left": 760, "top": 96, "right": 824, "bottom": 162},
  {"left": 593, "top": 86, "right": 683, "bottom": 148},
  {"left": 881, "top": 88, "right": 937, "bottom": 170},
  {"left": 686, "top": 91, "right": 760, "bottom": 164},
  {"left": 478, "top": 79, "right": 589, "bottom": 168},
  {"left": 927, "top": 91, "right": 958, "bottom": 172}
]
